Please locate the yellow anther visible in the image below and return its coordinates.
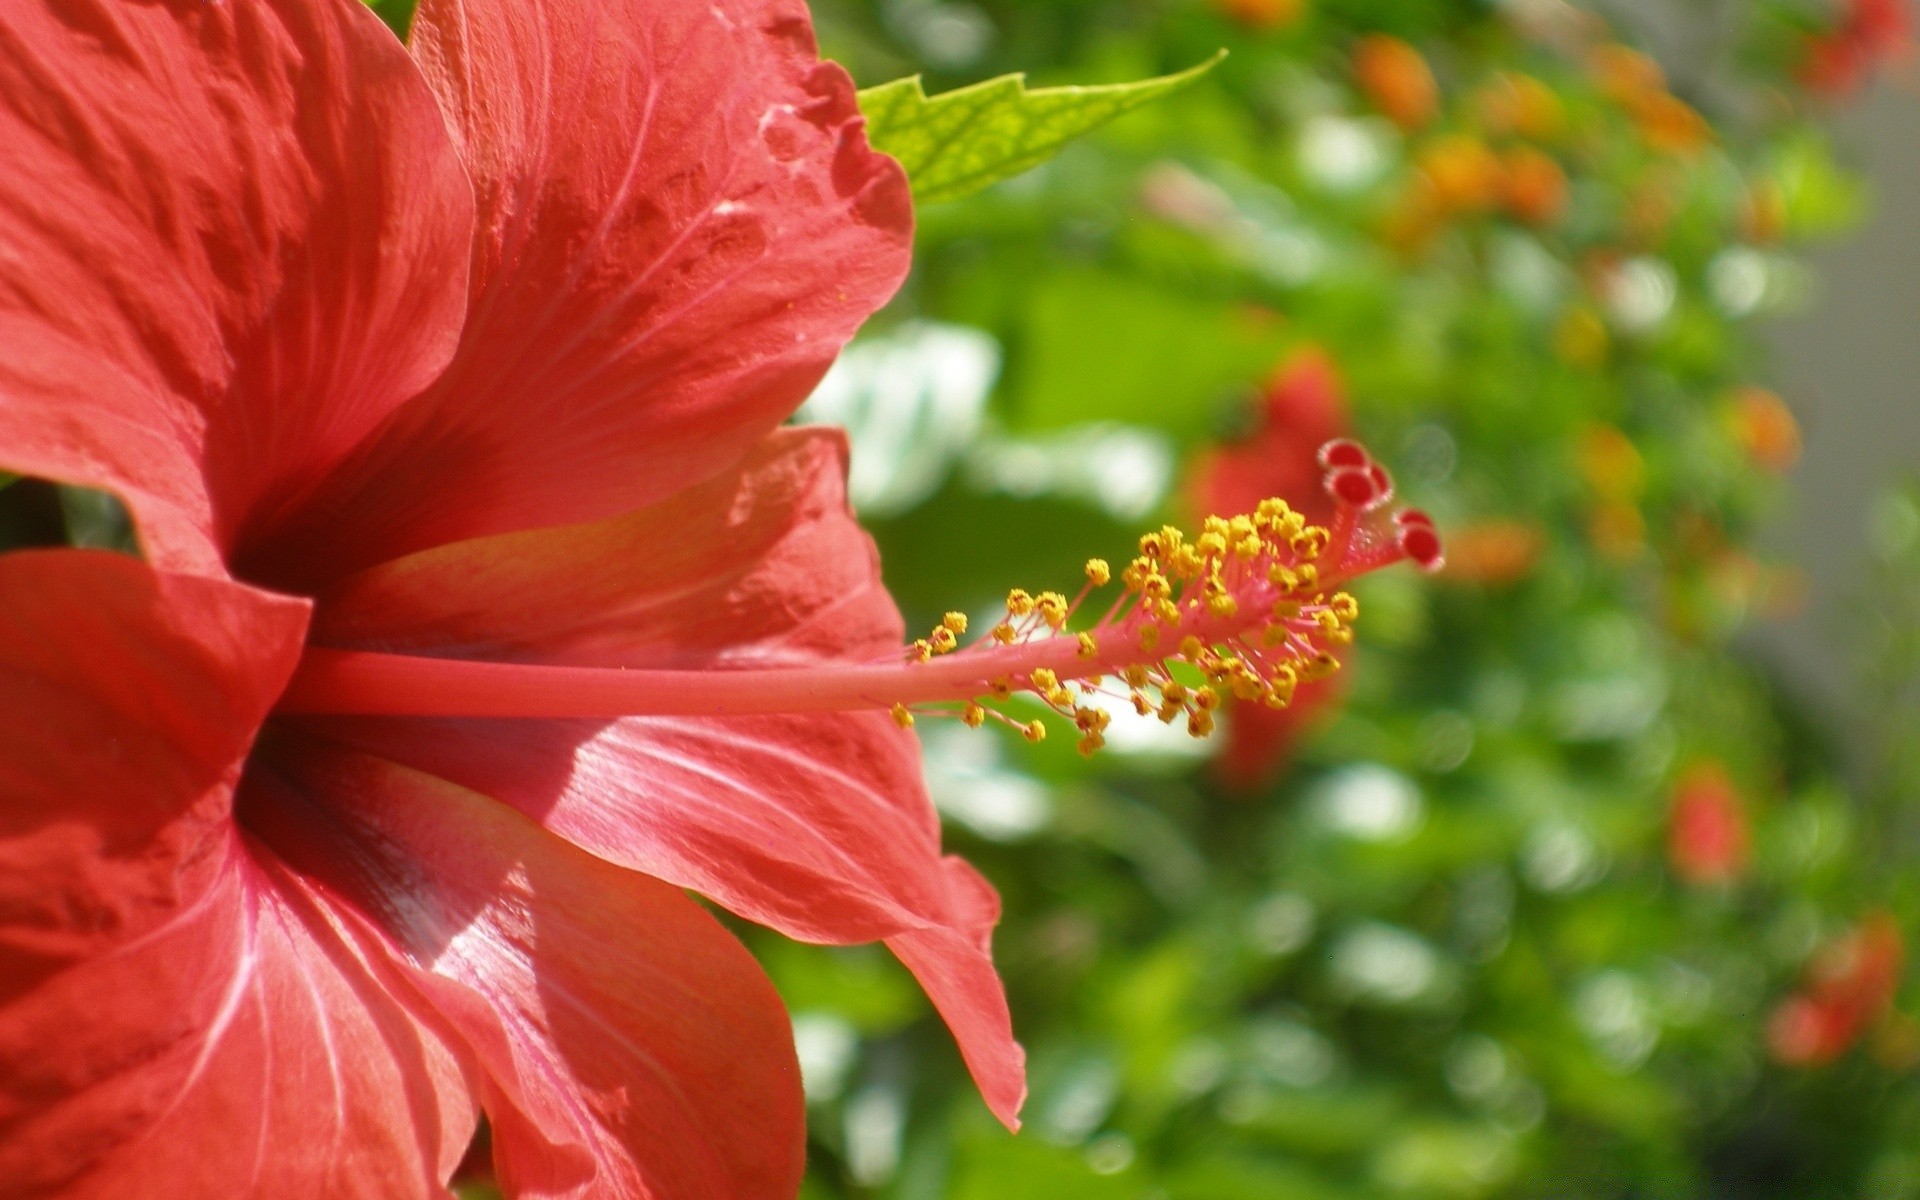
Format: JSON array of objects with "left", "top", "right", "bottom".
[
  {"left": 1261, "top": 623, "right": 1291, "bottom": 648},
  {"left": 1170, "top": 546, "right": 1205, "bottom": 579},
  {"left": 990, "top": 677, "right": 1014, "bottom": 700},
  {"left": 1139, "top": 531, "right": 1168, "bottom": 559},
  {"left": 1036, "top": 591, "right": 1069, "bottom": 629},
  {"left": 1047, "top": 687, "right": 1074, "bottom": 708},
  {"left": 1296, "top": 564, "right": 1319, "bottom": 588},
  {"left": 1085, "top": 558, "right": 1112, "bottom": 586},
  {"left": 1122, "top": 664, "right": 1151, "bottom": 689},
  {"left": 892, "top": 704, "right": 916, "bottom": 729},
  {"left": 992, "top": 622, "right": 1018, "bottom": 645},
  {"left": 1257, "top": 497, "right": 1293, "bottom": 522},
  {"left": 1209, "top": 594, "right": 1240, "bottom": 619},
  {"left": 1007, "top": 588, "right": 1035, "bottom": 616},
  {"left": 1228, "top": 515, "right": 1257, "bottom": 542},
  {"left": 1315, "top": 610, "right": 1340, "bottom": 634},
  {"left": 963, "top": 702, "right": 987, "bottom": 728},
  {"left": 1141, "top": 574, "right": 1171, "bottom": 604},
  {"left": 1132, "top": 693, "right": 1153, "bottom": 716},
  {"left": 1187, "top": 710, "right": 1216, "bottom": 738},
  {"left": 1272, "top": 599, "right": 1302, "bottom": 620},
  {"left": 1300, "top": 652, "right": 1340, "bottom": 681},
  {"left": 1268, "top": 564, "right": 1298, "bottom": 589},
  {"left": 1139, "top": 624, "right": 1161, "bottom": 651},
  {"left": 942, "top": 612, "right": 969, "bottom": 635},
  {"left": 1155, "top": 599, "right": 1181, "bottom": 624},
  {"left": 1234, "top": 535, "right": 1263, "bottom": 560},
  {"left": 1230, "top": 672, "right": 1263, "bottom": 701},
  {"left": 1078, "top": 632, "right": 1099, "bottom": 658},
  {"left": 1162, "top": 682, "right": 1189, "bottom": 705},
  {"left": 1022, "top": 720, "right": 1047, "bottom": 743},
  {"left": 1077, "top": 732, "right": 1106, "bottom": 757},
  {"left": 1203, "top": 515, "right": 1232, "bottom": 538},
  {"left": 1158, "top": 698, "right": 1184, "bottom": 723},
  {"left": 1032, "top": 668, "right": 1059, "bottom": 692},
  {"left": 1193, "top": 686, "right": 1220, "bottom": 711},
  {"left": 1330, "top": 592, "right": 1360, "bottom": 621},
  {"left": 1196, "top": 532, "right": 1228, "bottom": 558},
  {"left": 929, "top": 627, "right": 958, "bottom": 654},
  {"left": 1179, "top": 636, "right": 1205, "bottom": 660},
  {"left": 911, "top": 639, "right": 934, "bottom": 663},
  {"left": 1327, "top": 626, "right": 1355, "bottom": 646},
  {"left": 1291, "top": 527, "right": 1330, "bottom": 560}
]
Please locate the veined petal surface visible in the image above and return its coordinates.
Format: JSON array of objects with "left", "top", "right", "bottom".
[
  {"left": 0, "top": 553, "right": 478, "bottom": 1199},
  {"left": 241, "top": 0, "right": 914, "bottom": 588},
  {"left": 0, "top": 0, "right": 473, "bottom": 574},
  {"left": 245, "top": 738, "right": 806, "bottom": 1200},
  {"left": 303, "top": 429, "right": 1024, "bottom": 1124}
]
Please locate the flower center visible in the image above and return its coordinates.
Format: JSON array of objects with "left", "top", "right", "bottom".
[{"left": 275, "top": 440, "right": 1441, "bottom": 752}]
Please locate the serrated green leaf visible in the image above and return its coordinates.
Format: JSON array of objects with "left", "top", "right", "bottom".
[{"left": 858, "top": 53, "right": 1224, "bottom": 206}]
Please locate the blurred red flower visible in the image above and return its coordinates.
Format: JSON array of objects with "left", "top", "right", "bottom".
[
  {"left": 1802, "top": 0, "right": 1914, "bottom": 97},
  {"left": 1191, "top": 349, "right": 1352, "bottom": 787},
  {"left": 0, "top": 0, "right": 1025, "bottom": 1194},
  {"left": 1768, "top": 913, "right": 1906, "bottom": 1066},
  {"left": 1666, "top": 761, "right": 1751, "bottom": 885}
]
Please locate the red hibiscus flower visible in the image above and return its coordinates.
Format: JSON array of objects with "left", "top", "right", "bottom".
[
  {"left": 0, "top": 0, "right": 1011, "bottom": 1194},
  {"left": 1768, "top": 913, "right": 1905, "bottom": 1066},
  {"left": 1802, "top": 0, "right": 1913, "bottom": 97},
  {"left": 1191, "top": 349, "right": 1362, "bottom": 788},
  {"left": 0, "top": 3, "right": 1441, "bottom": 1193},
  {"left": 1666, "top": 761, "right": 1751, "bottom": 886}
]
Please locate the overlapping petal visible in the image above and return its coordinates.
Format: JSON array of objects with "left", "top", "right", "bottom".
[
  {"left": 240, "top": 0, "right": 914, "bottom": 589},
  {"left": 0, "top": 0, "right": 473, "bottom": 575},
  {"left": 0, "top": 553, "right": 477, "bottom": 1199},
  {"left": 298, "top": 428, "right": 1023, "bottom": 1123},
  {"left": 244, "top": 735, "right": 806, "bottom": 1200}
]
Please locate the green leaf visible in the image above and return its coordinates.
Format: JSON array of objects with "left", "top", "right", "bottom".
[{"left": 858, "top": 53, "right": 1225, "bottom": 206}]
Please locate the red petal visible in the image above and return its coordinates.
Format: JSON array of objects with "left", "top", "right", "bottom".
[
  {"left": 244, "top": 738, "right": 806, "bottom": 1200},
  {"left": 0, "top": 0, "right": 473, "bottom": 575},
  {"left": 244, "top": 0, "right": 914, "bottom": 588},
  {"left": 301, "top": 429, "right": 1024, "bottom": 1120},
  {"left": 0, "top": 555, "right": 475, "bottom": 1196},
  {"left": 886, "top": 858, "right": 1027, "bottom": 1128}
]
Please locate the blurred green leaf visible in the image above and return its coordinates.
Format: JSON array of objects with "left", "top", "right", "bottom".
[{"left": 858, "top": 54, "right": 1224, "bottom": 205}]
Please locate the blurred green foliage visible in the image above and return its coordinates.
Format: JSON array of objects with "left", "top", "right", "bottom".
[{"left": 778, "top": 0, "right": 1920, "bottom": 1197}]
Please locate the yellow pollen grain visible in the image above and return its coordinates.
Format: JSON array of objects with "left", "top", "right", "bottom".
[
  {"left": 1162, "top": 682, "right": 1189, "bottom": 705},
  {"left": 1078, "top": 632, "right": 1099, "bottom": 658},
  {"left": 1006, "top": 588, "right": 1035, "bottom": 616},
  {"left": 929, "top": 627, "right": 958, "bottom": 654},
  {"left": 992, "top": 622, "right": 1017, "bottom": 645},
  {"left": 1194, "top": 686, "right": 1220, "bottom": 711},
  {"left": 1085, "top": 558, "right": 1111, "bottom": 586},
  {"left": 962, "top": 702, "right": 987, "bottom": 728},
  {"left": 891, "top": 704, "right": 915, "bottom": 729},
  {"left": 1022, "top": 720, "right": 1047, "bottom": 743},
  {"left": 1031, "top": 668, "right": 1059, "bottom": 691},
  {"left": 1330, "top": 592, "right": 1359, "bottom": 621},
  {"left": 942, "top": 612, "right": 969, "bottom": 635}
]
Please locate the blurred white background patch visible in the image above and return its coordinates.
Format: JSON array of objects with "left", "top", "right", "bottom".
[{"left": 799, "top": 320, "right": 1000, "bottom": 517}]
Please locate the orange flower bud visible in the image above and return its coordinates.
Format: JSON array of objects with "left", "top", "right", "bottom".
[
  {"left": 1473, "top": 71, "right": 1565, "bottom": 141},
  {"left": 1727, "top": 386, "right": 1802, "bottom": 473},
  {"left": 1353, "top": 34, "right": 1439, "bottom": 130},
  {"left": 1439, "top": 520, "right": 1544, "bottom": 586},
  {"left": 1501, "top": 146, "right": 1568, "bottom": 226},
  {"left": 1417, "top": 134, "right": 1503, "bottom": 215},
  {"left": 1213, "top": 0, "right": 1305, "bottom": 30}
]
